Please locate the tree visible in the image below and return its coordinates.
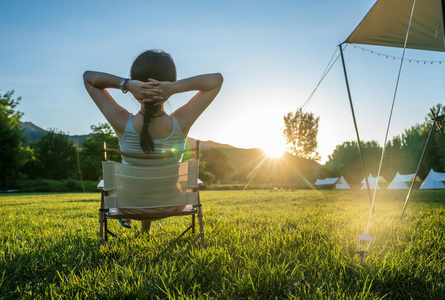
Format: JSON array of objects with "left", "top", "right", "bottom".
[
  {"left": 198, "top": 154, "right": 216, "bottom": 186},
  {"left": 79, "top": 123, "right": 120, "bottom": 181},
  {"left": 382, "top": 104, "right": 445, "bottom": 179},
  {"left": 323, "top": 140, "right": 382, "bottom": 184},
  {"left": 283, "top": 107, "right": 320, "bottom": 160},
  {"left": 33, "top": 129, "right": 77, "bottom": 179},
  {"left": 382, "top": 136, "right": 403, "bottom": 180},
  {"left": 0, "top": 90, "right": 28, "bottom": 188},
  {"left": 425, "top": 103, "right": 445, "bottom": 173},
  {"left": 398, "top": 121, "right": 441, "bottom": 179},
  {"left": 200, "top": 148, "right": 234, "bottom": 183}
]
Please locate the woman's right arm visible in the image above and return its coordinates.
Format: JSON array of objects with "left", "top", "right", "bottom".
[
  {"left": 83, "top": 71, "right": 130, "bottom": 137},
  {"left": 144, "top": 73, "right": 223, "bottom": 136},
  {"left": 83, "top": 71, "right": 162, "bottom": 137}
]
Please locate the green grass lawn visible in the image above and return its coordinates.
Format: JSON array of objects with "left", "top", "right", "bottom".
[{"left": 0, "top": 190, "right": 444, "bottom": 299}]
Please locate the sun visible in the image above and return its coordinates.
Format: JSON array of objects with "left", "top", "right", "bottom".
[
  {"left": 259, "top": 132, "right": 288, "bottom": 158},
  {"left": 262, "top": 144, "right": 286, "bottom": 158}
]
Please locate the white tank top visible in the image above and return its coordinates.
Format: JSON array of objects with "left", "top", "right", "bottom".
[{"left": 119, "top": 114, "right": 186, "bottom": 166}]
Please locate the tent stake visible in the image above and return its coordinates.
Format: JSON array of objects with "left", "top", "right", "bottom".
[{"left": 339, "top": 43, "right": 374, "bottom": 212}]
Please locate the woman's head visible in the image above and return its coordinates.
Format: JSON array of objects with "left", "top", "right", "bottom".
[
  {"left": 132, "top": 50, "right": 176, "bottom": 154},
  {"left": 130, "top": 50, "right": 176, "bottom": 83}
]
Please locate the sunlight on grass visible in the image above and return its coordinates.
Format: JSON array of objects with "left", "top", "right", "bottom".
[{"left": 0, "top": 190, "right": 444, "bottom": 298}]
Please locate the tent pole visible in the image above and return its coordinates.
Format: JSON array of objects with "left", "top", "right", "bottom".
[
  {"left": 339, "top": 43, "right": 374, "bottom": 212},
  {"left": 400, "top": 111, "right": 437, "bottom": 220}
]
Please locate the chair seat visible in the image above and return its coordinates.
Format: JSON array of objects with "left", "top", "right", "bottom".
[{"left": 105, "top": 205, "right": 197, "bottom": 220}]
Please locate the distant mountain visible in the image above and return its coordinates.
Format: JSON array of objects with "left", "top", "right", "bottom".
[
  {"left": 187, "top": 137, "right": 266, "bottom": 180},
  {"left": 20, "top": 122, "right": 255, "bottom": 160},
  {"left": 20, "top": 122, "right": 90, "bottom": 145},
  {"left": 21, "top": 122, "right": 47, "bottom": 144},
  {"left": 187, "top": 137, "right": 322, "bottom": 185}
]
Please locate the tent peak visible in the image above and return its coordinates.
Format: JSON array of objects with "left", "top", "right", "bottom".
[{"left": 345, "top": 0, "right": 445, "bottom": 52}]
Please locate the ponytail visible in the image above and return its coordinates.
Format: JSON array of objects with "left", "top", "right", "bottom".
[
  {"left": 140, "top": 103, "right": 155, "bottom": 153},
  {"left": 130, "top": 49, "right": 177, "bottom": 153}
]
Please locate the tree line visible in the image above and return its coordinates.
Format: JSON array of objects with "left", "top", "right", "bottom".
[
  {"left": 1, "top": 89, "right": 443, "bottom": 190},
  {"left": 321, "top": 111, "right": 445, "bottom": 184}
]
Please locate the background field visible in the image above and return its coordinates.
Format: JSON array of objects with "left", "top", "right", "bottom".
[{"left": 0, "top": 190, "right": 444, "bottom": 299}]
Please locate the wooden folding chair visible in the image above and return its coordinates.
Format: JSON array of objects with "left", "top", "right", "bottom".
[{"left": 97, "top": 141, "right": 204, "bottom": 248}]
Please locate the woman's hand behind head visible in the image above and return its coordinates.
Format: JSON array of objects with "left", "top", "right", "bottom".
[
  {"left": 141, "top": 79, "right": 175, "bottom": 106},
  {"left": 127, "top": 79, "right": 164, "bottom": 103}
]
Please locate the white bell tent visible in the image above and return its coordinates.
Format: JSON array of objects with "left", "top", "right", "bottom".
[
  {"left": 361, "top": 174, "right": 386, "bottom": 190},
  {"left": 336, "top": 176, "right": 351, "bottom": 190},
  {"left": 387, "top": 172, "right": 418, "bottom": 190},
  {"left": 419, "top": 169, "right": 445, "bottom": 189}
]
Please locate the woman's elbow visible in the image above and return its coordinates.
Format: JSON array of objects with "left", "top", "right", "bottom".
[
  {"left": 215, "top": 73, "right": 223, "bottom": 86},
  {"left": 83, "top": 70, "right": 92, "bottom": 82}
]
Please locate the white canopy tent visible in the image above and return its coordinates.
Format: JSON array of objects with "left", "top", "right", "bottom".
[
  {"left": 340, "top": 0, "right": 445, "bottom": 222},
  {"left": 361, "top": 174, "right": 386, "bottom": 190},
  {"left": 419, "top": 169, "right": 445, "bottom": 189},
  {"left": 315, "top": 177, "right": 339, "bottom": 189},
  {"left": 387, "top": 172, "right": 418, "bottom": 190},
  {"left": 338, "top": 0, "right": 445, "bottom": 258}
]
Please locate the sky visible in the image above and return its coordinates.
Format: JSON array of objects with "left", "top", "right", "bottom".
[{"left": 1, "top": 0, "right": 444, "bottom": 163}]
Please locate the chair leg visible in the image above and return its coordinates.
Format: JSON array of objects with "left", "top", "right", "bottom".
[
  {"left": 102, "top": 216, "right": 119, "bottom": 240},
  {"left": 106, "top": 222, "right": 117, "bottom": 239},
  {"left": 99, "top": 218, "right": 105, "bottom": 245},
  {"left": 178, "top": 218, "right": 194, "bottom": 239},
  {"left": 99, "top": 191, "right": 117, "bottom": 243},
  {"left": 188, "top": 192, "right": 204, "bottom": 249},
  {"left": 192, "top": 214, "right": 196, "bottom": 234},
  {"left": 104, "top": 215, "right": 108, "bottom": 242},
  {"left": 197, "top": 204, "right": 205, "bottom": 247},
  {"left": 99, "top": 220, "right": 107, "bottom": 245},
  {"left": 99, "top": 192, "right": 107, "bottom": 246}
]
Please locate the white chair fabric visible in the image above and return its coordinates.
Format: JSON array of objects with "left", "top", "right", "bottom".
[{"left": 102, "top": 158, "right": 199, "bottom": 210}]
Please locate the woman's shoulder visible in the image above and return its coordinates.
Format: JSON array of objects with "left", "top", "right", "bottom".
[
  {"left": 170, "top": 114, "right": 185, "bottom": 137},
  {"left": 171, "top": 111, "right": 189, "bottom": 136}
]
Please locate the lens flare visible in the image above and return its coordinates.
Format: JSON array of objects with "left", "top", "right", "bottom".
[{"left": 262, "top": 146, "right": 285, "bottom": 158}]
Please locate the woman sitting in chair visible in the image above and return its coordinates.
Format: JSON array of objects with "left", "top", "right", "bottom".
[{"left": 83, "top": 50, "right": 223, "bottom": 233}]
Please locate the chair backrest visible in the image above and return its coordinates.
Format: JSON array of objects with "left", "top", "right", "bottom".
[{"left": 101, "top": 141, "right": 199, "bottom": 210}]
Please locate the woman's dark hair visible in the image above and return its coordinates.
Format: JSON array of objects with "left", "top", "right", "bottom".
[{"left": 130, "top": 50, "right": 176, "bottom": 153}]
